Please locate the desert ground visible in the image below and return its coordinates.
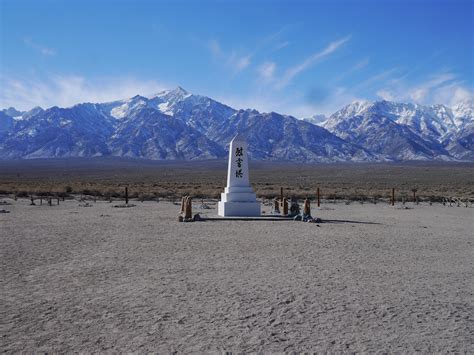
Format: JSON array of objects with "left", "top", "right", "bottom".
[
  {"left": 1, "top": 197, "right": 473, "bottom": 352},
  {"left": 1, "top": 159, "right": 473, "bottom": 201}
]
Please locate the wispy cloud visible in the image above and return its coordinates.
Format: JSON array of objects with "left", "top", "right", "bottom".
[
  {"left": 374, "top": 71, "right": 472, "bottom": 107},
  {"left": 207, "top": 39, "right": 252, "bottom": 72},
  {"left": 376, "top": 89, "right": 395, "bottom": 101},
  {"left": 216, "top": 68, "right": 472, "bottom": 119},
  {"left": 275, "top": 35, "right": 351, "bottom": 89},
  {"left": 432, "top": 84, "right": 473, "bottom": 107},
  {"left": 228, "top": 51, "right": 251, "bottom": 71},
  {"left": 207, "top": 25, "right": 293, "bottom": 75},
  {"left": 408, "top": 72, "right": 456, "bottom": 101},
  {"left": 0, "top": 74, "right": 168, "bottom": 110},
  {"left": 389, "top": 50, "right": 446, "bottom": 85},
  {"left": 296, "top": 69, "right": 471, "bottom": 117},
  {"left": 352, "top": 58, "right": 370, "bottom": 71},
  {"left": 333, "top": 57, "right": 369, "bottom": 82},
  {"left": 354, "top": 67, "right": 398, "bottom": 90},
  {"left": 208, "top": 39, "right": 223, "bottom": 57},
  {"left": 260, "top": 25, "right": 292, "bottom": 44},
  {"left": 254, "top": 24, "right": 294, "bottom": 54},
  {"left": 23, "top": 37, "right": 56, "bottom": 56},
  {"left": 258, "top": 61, "right": 277, "bottom": 82},
  {"left": 273, "top": 41, "right": 290, "bottom": 51}
]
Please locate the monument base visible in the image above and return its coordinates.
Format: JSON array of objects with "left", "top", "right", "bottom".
[{"left": 218, "top": 201, "right": 261, "bottom": 217}]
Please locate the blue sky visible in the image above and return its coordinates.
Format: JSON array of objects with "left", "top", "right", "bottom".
[{"left": 1, "top": 0, "right": 473, "bottom": 116}]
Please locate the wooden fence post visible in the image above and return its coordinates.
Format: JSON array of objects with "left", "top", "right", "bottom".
[
  {"left": 317, "top": 187, "right": 320, "bottom": 207},
  {"left": 281, "top": 197, "right": 288, "bottom": 216}
]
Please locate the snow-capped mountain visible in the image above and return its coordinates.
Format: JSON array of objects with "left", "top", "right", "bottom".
[
  {"left": 452, "top": 99, "right": 474, "bottom": 129},
  {"left": 148, "top": 87, "right": 237, "bottom": 135},
  {"left": 302, "top": 114, "right": 327, "bottom": 126},
  {"left": 108, "top": 106, "right": 225, "bottom": 160},
  {"left": 209, "top": 109, "right": 374, "bottom": 162},
  {"left": 0, "top": 104, "right": 113, "bottom": 159},
  {"left": 323, "top": 100, "right": 473, "bottom": 161},
  {"left": 441, "top": 120, "right": 474, "bottom": 161},
  {"left": 0, "top": 88, "right": 472, "bottom": 162},
  {"left": 102, "top": 87, "right": 235, "bottom": 125},
  {"left": 1, "top": 106, "right": 44, "bottom": 120}
]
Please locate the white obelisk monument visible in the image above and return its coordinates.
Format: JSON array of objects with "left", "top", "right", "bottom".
[{"left": 218, "top": 134, "right": 261, "bottom": 217}]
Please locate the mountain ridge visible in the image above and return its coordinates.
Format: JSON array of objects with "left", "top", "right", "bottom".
[
  {"left": 323, "top": 99, "right": 473, "bottom": 161},
  {"left": 1, "top": 88, "right": 472, "bottom": 162}
]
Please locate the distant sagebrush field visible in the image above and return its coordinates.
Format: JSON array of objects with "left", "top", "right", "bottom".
[{"left": 0, "top": 158, "right": 473, "bottom": 202}]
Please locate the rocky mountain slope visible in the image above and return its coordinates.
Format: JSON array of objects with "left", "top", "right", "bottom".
[
  {"left": 0, "top": 87, "right": 472, "bottom": 162},
  {"left": 323, "top": 99, "right": 473, "bottom": 161}
]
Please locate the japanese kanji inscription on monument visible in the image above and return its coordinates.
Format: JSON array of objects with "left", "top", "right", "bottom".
[{"left": 235, "top": 147, "right": 243, "bottom": 178}]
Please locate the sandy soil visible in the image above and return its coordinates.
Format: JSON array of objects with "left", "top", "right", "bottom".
[
  {"left": 2, "top": 159, "right": 474, "bottom": 200},
  {"left": 1, "top": 198, "right": 473, "bottom": 352}
]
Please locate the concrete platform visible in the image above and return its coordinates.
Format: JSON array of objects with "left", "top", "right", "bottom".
[
  {"left": 217, "top": 200, "right": 261, "bottom": 217},
  {"left": 203, "top": 214, "right": 295, "bottom": 221}
]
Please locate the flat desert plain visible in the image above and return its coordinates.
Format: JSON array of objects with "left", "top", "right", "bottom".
[
  {"left": 1, "top": 198, "right": 473, "bottom": 352},
  {"left": 1, "top": 159, "right": 474, "bottom": 201}
]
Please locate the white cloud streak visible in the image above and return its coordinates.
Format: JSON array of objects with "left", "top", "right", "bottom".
[
  {"left": 273, "top": 41, "right": 290, "bottom": 51},
  {"left": 333, "top": 57, "right": 370, "bottom": 82},
  {"left": 207, "top": 26, "right": 293, "bottom": 76},
  {"left": 229, "top": 51, "right": 251, "bottom": 71},
  {"left": 431, "top": 83, "right": 473, "bottom": 107},
  {"left": 208, "top": 39, "right": 252, "bottom": 72},
  {"left": 275, "top": 36, "right": 351, "bottom": 89},
  {"left": 0, "top": 74, "right": 168, "bottom": 110},
  {"left": 258, "top": 61, "right": 277, "bottom": 82},
  {"left": 408, "top": 72, "right": 456, "bottom": 102},
  {"left": 23, "top": 38, "right": 56, "bottom": 56},
  {"left": 376, "top": 89, "right": 395, "bottom": 101},
  {"left": 354, "top": 68, "right": 398, "bottom": 90},
  {"left": 352, "top": 58, "right": 370, "bottom": 71},
  {"left": 375, "top": 71, "right": 472, "bottom": 107}
]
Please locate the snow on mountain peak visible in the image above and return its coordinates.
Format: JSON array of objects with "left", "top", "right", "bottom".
[
  {"left": 452, "top": 98, "right": 474, "bottom": 120},
  {"left": 342, "top": 100, "right": 373, "bottom": 116},
  {"left": 323, "top": 100, "right": 372, "bottom": 131},
  {"left": 174, "top": 86, "right": 190, "bottom": 95},
  {"left": 1, "top": 87, "right": 472, "bottom": 162},
  {"left": 302, "top": 114, "right": 327, "bottom": 125},
  {"left": 110, "top": 95, "right": 148, "bottom": 119},
  {"left": 153, "top": 86, "right": 191, "bottom": 100}
]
